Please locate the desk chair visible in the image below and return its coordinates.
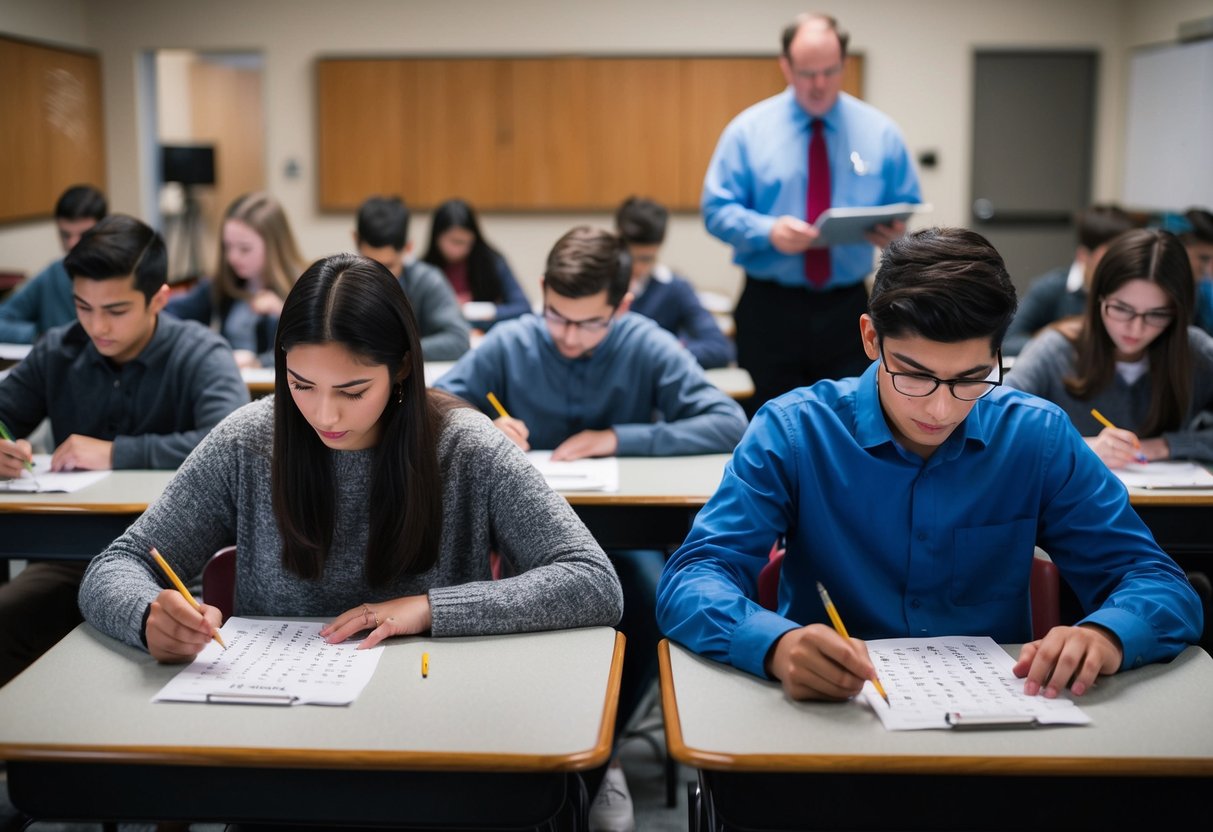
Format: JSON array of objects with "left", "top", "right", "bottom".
[
  {"left": 201, "top": 544, "right": 236, "bottom": 620},
  {"left": 756, "top": 547, "right": 1062, "bottom": 641}
]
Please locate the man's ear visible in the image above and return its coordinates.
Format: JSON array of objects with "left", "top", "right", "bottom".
[
  {"left": 148, "top": 283, "right": 171, "bottom": 315},
  {"left": 859, "top": 314, "right": 880, "bottom": 361}
]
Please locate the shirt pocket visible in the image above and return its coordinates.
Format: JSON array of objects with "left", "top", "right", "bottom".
[{"left": 950, "top": 518, "right": 1036, "bottom": 606}]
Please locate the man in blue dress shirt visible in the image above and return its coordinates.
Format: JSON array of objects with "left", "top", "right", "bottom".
[
  {"left": 703, "top": 13, "right": 921, "bottom": 414},
  {"left": 657, "top": 227, "right": 1202, "bottom": 703}
]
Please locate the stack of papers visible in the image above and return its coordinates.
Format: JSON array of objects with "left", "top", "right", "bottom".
[
  {"left": 525, "top": 451, "right": 620, "bottom": 492},
  {"left": 0, "top": 455, "right": 110, "bottom": 493},
  {"left": 1114, "top": 462, "right": 1213, "bottom": 490}
]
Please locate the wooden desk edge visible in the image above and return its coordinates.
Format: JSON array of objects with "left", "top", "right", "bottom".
[
  {"left": 657, "top": 640, "right": 1213, "bottom": 777},
  {"left": 0, "top": 502, "right": 148, "bottom": 515},
  {"left": 0, "top": 630, "right": 625, "bottom": 775}
]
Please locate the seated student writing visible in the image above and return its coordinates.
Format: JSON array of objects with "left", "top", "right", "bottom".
[
  {"left": 1006, "top": 228, "right": 1213, "bottom": 467},
  {"left": 0, "top": 215, "right": 249, "bottom": 686},
  {"left": 1165, "top": 208, "right": 1213, "bottom": 336},
  {"left": 0, "top": 184, "right": 107, "bottom": 343},
  {"left": 354, "top": 195, "right": 470, "bottom": 360},
  {"left": 165, "top": 191, "right": 306, "bottom": 368},
  {"left": 657, "top": 228, "right": 1202, "bottom": 704},
  {"left": 615, "top": 196, "right": 736, "bottom": 370},
  {"left": 79, "top": 253, "right": 622, "bottom": 661},
  {"left": 422, "top": 198, "right": 531, "bottom": 330},
  {"left": 435, "top": 226, "right": 747, "bottom": 827}
]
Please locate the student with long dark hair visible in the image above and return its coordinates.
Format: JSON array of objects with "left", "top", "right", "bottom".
[
  {"left": 1007, "top": 228, "right": 1213, "bottom": 467},
  {"left": 422, "top": 198, "right": 530, "bottom": 329},
  {"left": 79, "top": 253, "right": 622, "bottom": 660}
]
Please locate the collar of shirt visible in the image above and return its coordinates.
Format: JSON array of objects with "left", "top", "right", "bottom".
[
  {"left": 1065, "top": 259, "right": 1085, "bottom": 293},
  {"left": 851, "top": 360, "right": 993, "bottom": 463},
  {"left": 786, "top": 86, "right": 843, "bottom": 133}
]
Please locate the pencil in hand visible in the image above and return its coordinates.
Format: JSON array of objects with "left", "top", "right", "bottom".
[
  {"left": 816, "top": 581, "right": 889, "bottom": 706},
  {"left": 150, "top": 547, "right": 226, "bottom": 649},
  {"left": 1089, "top": 408, "right": 1148, "bottom": 464},
  {"left": 486, "top": 391, "right": 510, "bottom": 420},
  {"left": 0, "top": 419, "right": 40, "bottom": 489}
]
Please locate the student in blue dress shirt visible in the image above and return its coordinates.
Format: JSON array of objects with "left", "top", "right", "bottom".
[
  {"left": 0, "top": 184, "right": 107, "bottom": 343},
  {"left": 657, "top": 227, "right": 1202, "bottom": 704},
  {"left": 615, "top": 196, "right": 735, "bottom": 369}
]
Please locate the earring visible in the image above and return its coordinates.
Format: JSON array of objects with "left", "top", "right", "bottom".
[{"left": 396, "top": 384, "right": 404, "bottom": 404}]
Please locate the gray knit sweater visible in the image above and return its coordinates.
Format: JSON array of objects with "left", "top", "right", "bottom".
[
  {"left": 1005, "top": 327, "right": 1213, "bottom": 462},
  {"left": 79, "top": 397, "right": 623, "bottom": 650}
]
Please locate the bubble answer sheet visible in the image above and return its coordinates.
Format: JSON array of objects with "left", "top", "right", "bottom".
[
  {"left": 152, "top": 617, "right": 384, "bottom": 706},
  {"left": 860, "top": 636, "right": 1092, "bottom": 730}
]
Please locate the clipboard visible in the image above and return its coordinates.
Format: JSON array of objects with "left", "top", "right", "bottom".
[{"left": 809, "top": 202, "right": 932, "bottom": 247}]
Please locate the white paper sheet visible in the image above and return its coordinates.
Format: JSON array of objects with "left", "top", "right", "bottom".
[
  {"left": 860, "top": 636, "right": 1091, "bottom": 731},
  {"left": 0, "top": 454, "right": 110, "bottom": 493},
  {"left": 525, "top": 450, "right": 620, "bottom": 492},
  {"left": 1114, "top": 461, "right": 1213, "bottom": 490},
  {"left": 152, "top": 617, "right": 385, "bottom": 706}
]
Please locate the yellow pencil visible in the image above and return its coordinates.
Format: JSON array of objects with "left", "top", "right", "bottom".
[
  {"left": 150, "top": 547, "right": 226, "bottom": 649},
  {"left": 816, "top": 581, "right": 889, "bottom": 706},
  {"left": 486, "top": 391, "right": 510, "bottom": 419},
  {"left": 1089, "top": 409, "right": 1148, "bottom": 463},
  {"left": 421, "top": 652, "right": 429, "bottom": 678}
]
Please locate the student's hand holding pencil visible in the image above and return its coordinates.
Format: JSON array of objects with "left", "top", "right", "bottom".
[
  {"left": 0, "top": 436, "right": 34, "bottom": 480},
  {"left": 485, "top": 391, "right": 531, "bottom": 451},
  {"left": 146, "top": 588, "right": 225, "bottom": 663},
  {"left": 1088, "top": 408, "right": 1149, "bottom": 469},
  {"left": 763, "top": 624, "right": 878, "bottom": 702}
]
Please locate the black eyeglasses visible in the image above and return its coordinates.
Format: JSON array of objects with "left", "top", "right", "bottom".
[
  {"left": 879, "top": 347, "right": 1003, "bottom": 401},
  {"left": 543, "top": 306, "right": 616, "bottom": 335},
  {"left": 1101, "top": 299, "right": 1174, "bottom": 329}
]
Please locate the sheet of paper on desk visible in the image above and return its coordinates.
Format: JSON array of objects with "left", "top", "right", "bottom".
[
  {"left": 525, "top": 450, "right": 620, "bottom": 492},
  {"left": 860, "top": 636, "right": 1091, "bottom": 731},
  {"left": 152, "top": 617, "right": 384, "bottom": 706},
  {"left": 0, "top": 454, "right": 110, "bottom": 493},
  {"left": 1114, "top": 461, "right": 1213, "bottom": 490}
]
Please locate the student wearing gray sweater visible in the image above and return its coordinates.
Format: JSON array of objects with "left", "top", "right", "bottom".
[
  {"left": 79, "top": 254, "right": 621, "bottom": 659},
  {"left": 1006, "top": 229, "right": 1213, "bottom": 466}
]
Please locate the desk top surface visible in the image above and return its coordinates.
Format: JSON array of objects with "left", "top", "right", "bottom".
[
  {"left": 0, "top": 624, "right": 622, "bottom": 772},
  {"left": 659, "top": 640, "right": 1213, "bottom": 776}
]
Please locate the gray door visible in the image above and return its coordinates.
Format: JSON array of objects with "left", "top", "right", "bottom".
[{"left": 970, "top": 51, "right": 1098, "bottom": 294}]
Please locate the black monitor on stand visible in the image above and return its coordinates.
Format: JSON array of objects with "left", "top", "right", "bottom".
[{"left": 160, "top": 144, "right": 215, "bottom": 282}]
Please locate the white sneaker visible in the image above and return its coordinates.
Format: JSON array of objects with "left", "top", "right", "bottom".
[{"left": 589, "top": 763, "right": 636, "bottom": 832}]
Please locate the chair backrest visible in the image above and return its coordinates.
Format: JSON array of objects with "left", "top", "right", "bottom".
[
  {"left": 756, "top": 547, "right": 1062, "bottom": 641},
  {"left": 201, "top": 545, "right": 237, "bottom": 621}
]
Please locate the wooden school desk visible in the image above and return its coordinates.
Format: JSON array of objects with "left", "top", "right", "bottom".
[
  {"left": 0, "top": 469, "right": 171, "bottom": 560},
  {"left": 659, "top": 639, "right": 1213, "bottom": 831},
  {"left": 0, "top": 623, "right": 623, "bottom": 829},
  {"left": 1128, "top": 486, "right": 1213, "bottom": 561},
  {"left": 243, "top": 362, "right": 756, "bottom": 401}
]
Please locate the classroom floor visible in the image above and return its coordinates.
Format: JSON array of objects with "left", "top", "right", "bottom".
[{"left": 0, "top": 698, "right": 689, "bottom": 832}]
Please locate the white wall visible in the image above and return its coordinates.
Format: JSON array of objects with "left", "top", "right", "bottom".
[{"left": 4, "top": 0, "right": 1211, "bottom": 299}]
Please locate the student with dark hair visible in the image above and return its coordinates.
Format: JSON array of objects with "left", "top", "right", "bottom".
[
  {"left": 352, "top": 195, "right": 470, "bottom": 361},
  {"left": 1169, "top": 208, "right": 1213, "bottom": 336},
  {"left": 1006, "top": 228, "right": 1213, "bottom": 466},
  {"left": 78, "top": 253, "right": 620, "bottom": 664},
  {"left": 166, "top": 192, "right": 306, "bottom": 368},
  {"left": 422, "top": 198, "right": 531, "bottom": 329},
  {"left": 436, "top": 226, "right": 747, "bottom": 829},
  {"left": 0, "top": 184, "right": 108, "bottom": 343},
  {"left": 615, "top": 196, "right": 735, "bottom": 369},
  {"left": 0, "top": 214, "right": 248, "bottom": 686},
  {"left": 658, "top": 227, "right": 1201, "bottom": 704},
  {"left": 1004, "top": 205, "right": 1139, "bottom": 355}
]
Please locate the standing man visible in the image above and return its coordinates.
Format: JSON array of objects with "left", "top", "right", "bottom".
[{"left": 703, "top": 13, "right": 921, "bottom": 413}]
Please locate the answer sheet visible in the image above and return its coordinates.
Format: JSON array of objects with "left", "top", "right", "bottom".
[
  {"left": 1114, "top": 461, "right": 1213, "bottom": 490},
  {"left": 0, "top": 454, "right": 110, "bottom": 493},
  {"left": 861, "top": 636, "right": 1091, "bottom": 730},
  {"left": 153, "top": 617, "right": 384, "bottom": 706},
  {"left": 525, "top": 450, "right": 620, "bottom": 492}
]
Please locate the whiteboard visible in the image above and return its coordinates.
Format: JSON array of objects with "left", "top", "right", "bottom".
[{"left": 1121, "top": 39, "right": 1213, "bottom": 211}]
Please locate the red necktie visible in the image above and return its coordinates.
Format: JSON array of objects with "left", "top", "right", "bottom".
[{"left": 804, "top": 118, "right": 831, "bottom": 287}]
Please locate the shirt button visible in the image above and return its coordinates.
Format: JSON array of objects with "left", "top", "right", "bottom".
[
  {"left": 113, "top": 380, "right": 120, "bottom": 388},
  {"left": 910, "top": 598, "right": 921, "bottom": 609}
]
